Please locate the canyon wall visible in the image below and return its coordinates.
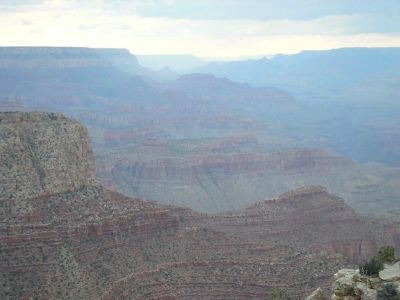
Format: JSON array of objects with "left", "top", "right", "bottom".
[
  {"left": 0, "top": 112, "right": 386, "bottom": 299},
  {"left": 1, "top": 47, "right": 400, "bottom": 216},
  {"left": 97, "top": 144, "right": 369, "bottom": 213}
]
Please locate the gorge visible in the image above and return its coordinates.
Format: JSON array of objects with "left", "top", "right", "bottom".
[{"left": 0, "top": 111, "right": 394, "bottom": 299}]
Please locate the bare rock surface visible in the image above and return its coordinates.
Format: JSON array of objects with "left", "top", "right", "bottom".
[
  {"left": 328, "top": 263, "right": 400, "bottom": 300},
  {"left": 0, "top": 112, "right": 95, "bottom": 214},
  {"left": 379, "top": 262, "right": 400, "bottom": 281}
]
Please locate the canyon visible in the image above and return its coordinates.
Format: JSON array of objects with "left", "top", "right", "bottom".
[
  {"left": 196, "top": 48, "right": 400, "bottom": 167},
  {"left": 1, "top": 47, "right": 400, "bottom": 216},
  {"left": 0, "top": 111, "right": 391, "bottom": 299}
]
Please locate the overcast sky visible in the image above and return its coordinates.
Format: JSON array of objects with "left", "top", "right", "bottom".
[{"left": 1, "top": 0, "right": 400, "bottom": 58}]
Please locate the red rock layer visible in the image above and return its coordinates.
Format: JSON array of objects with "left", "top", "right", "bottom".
[
  {"left": 197, "top": 187, "right": 377, "bottom": 263},
  {"left": 0, "top": 113, "right": 378, "bottom": 299},
  {"left": 3, "top": 183, "right": 375, "bottom": 299},
  {"left": 107, "top": 149, "right": 351, "bottom": 181}
]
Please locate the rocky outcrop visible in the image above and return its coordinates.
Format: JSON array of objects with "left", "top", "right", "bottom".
[
  {"left": 0, "top": 112, "right": 95, "bottom": 210},
  {"left": 329, "top": 264, "right": 400, "bottom": 300},
  {"left": 0, "top": 112, "right": 181, "bottom": 299},
  {"left": 379, "top": 262, "right": 400, "bottom": 281}
]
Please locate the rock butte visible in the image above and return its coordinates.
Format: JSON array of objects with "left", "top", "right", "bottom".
[{"left": 0, "top": 112, "right": 394, "bottom": 299}]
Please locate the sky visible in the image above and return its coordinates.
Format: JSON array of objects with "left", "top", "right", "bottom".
[{"left": 1, "top": 0, "right": 400, "bottom": 59}]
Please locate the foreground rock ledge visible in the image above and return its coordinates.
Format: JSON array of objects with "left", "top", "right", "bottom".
[{"left": 309, "top": 262, "right": 400, "bottom": 300}]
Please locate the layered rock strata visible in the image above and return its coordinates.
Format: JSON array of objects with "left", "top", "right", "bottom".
[
  {"left": 100, "top": 146, "right": 357, "bottom": 212},
  {"left": 0, "top": 112, "right": 381, "bottom": 299},
  {"left": 193, "top": 186, "right": 377, "bottom": 263}
]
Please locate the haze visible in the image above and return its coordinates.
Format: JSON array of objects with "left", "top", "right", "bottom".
[
  {"left": 2, "top": 1, "right": 400, "bottom": 299},
  {"left": 1, "top": 0, "right": 400, "bottom": 58}
]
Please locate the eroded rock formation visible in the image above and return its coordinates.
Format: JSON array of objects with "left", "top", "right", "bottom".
[
  {"left": 0, "top": 112, "right": 382, "bottom": 299},
  {"left": 194, "top": 186, "right": 377, "bottom": 263},
  {"left": 0, "top": 112, "right": 95, "bottom": 205}
]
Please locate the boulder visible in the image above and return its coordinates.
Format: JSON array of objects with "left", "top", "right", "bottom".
[
  {"left": 334, "top": 269, "right": 359, "bottom": 281},
  {"left": 355, "top": 282, "right": 377, "bottom": 300},
  {"left": 379, "top": 262, "right": 400, "bottom": 281},
  {"left": 332, "top": 269, "right": 360, "bottom": 297},
  {"left": 333, "top": 276, "right": 357, "bottom": 297}
]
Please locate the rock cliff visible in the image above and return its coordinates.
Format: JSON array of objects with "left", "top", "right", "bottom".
[
  {"left": 0, "top": 112, "right": 181, "bottom": 299},
  {"left": 0, "top": 112, "right": 95, "bottom": 212},
  {"left": 100, "top": 145, "right": 359, "bottom": 212},
  {"left": 0, "top": 112, "right": 383, "bottom": 299}
]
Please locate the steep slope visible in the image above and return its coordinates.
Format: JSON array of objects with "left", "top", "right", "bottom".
[
  {"left": 0, "top": 112, "right": 94, "bottom": 204},
  {"left": 0, "top": 112, "right": 382, "bottom": 299}
]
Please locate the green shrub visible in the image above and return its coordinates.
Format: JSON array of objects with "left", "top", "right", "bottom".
[
  {"left": 377, "top": 283, "right": 399, "bottom": 300},
  {"left": 359, "top": 257, "right": 384, "bottom": 276},
  {"left": 377, "top": 246, "right": 396, "bottom": 264},
  {"left": 271, "top": 289, "right": 289, "bottom": 300}
]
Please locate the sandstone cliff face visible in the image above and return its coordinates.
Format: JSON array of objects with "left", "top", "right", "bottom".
[
  {"left": 0, "top": 112, "right": 181, "bottom": 299},
  {"left": 0, "top": 112, "right": 382, "bottom": 299},
  {"left": 0, "top": 112, "right": 95, "bottom": 216}
]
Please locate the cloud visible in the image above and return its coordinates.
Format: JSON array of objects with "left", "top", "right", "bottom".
[
  {"left": 0, "top": 0, "right": 399, "bottom": 58},
  {"left": 134, "top": 0, "right": 400, "bottom": 21}
]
